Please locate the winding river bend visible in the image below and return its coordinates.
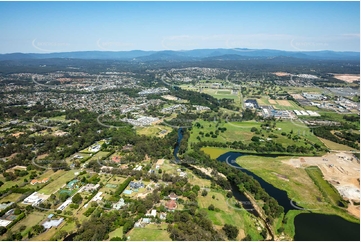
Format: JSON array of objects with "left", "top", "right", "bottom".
[
  {"left": 174, "top": 131, "right": 359, "bottom": 241},
  {"left": 216, "top": 152, "right": 295, "bottom": 213}
]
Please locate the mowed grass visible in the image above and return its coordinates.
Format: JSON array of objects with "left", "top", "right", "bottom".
[
  {"left": 88, "top": 151, "right": 110, "bottom": 162},
  {"left": 38, "top": 170, "right": 79, "bottom": 195},
  {"left": 272, "top": 100, "right": 304, "bottom": 111},
  {"left": 202, "top": 88, "right": 238, "bottom": 100},
  {"left": 318, "top": 137, "right": 355, "bottom": 151},
  {"left": 128, "top": 224, "right": 170, "bottom": 241}
]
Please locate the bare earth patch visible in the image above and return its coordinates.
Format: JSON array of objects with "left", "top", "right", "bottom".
[
  {"left": 284, "top": 152, "right": 360, "bottom": 203},
  {"left": 273, "top": 72, "right": 291, "bottom": 77},
  {"left": 192, "top": 165, "right": 227, "bottom": 179},
  {"left": 332, "top": 74, "right": 360, "bottom": 83},
  {"left": 277, "top": 100, "right": 292, "bottom": 107},
  {"left": 268, "top": 99, "right": 277, "bottom": 105},
  {"left": 347, "top": 203, "right": 360, "bottom": 219},
  {"left": 161, "top": 95, "right": 179, "bottom": 101},
  {"left": 11, "top": 132, "right": 24, "bottom": 137}
]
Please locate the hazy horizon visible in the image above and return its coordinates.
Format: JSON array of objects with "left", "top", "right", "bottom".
[{"left": 1, "top": 1, "right": 359, "bottom": 54}]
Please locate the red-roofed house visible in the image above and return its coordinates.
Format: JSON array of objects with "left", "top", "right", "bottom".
[
  {"left": 112, "top": 156, "right": 121, "bottom": 163},
  {"left": 165, "top": 200, "right": 177, "bottom": 211}
]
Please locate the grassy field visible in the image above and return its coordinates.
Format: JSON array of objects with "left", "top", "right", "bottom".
[
  {"left": 272, "top": 100, "right": 304, "bottom": 111},
  {"left": 187, "top": 172, "right": 211, "bottom": 187},
  {"left": 189, "top": 119, "right": 325, "bottom": 152},
  {"left": 30, "top": 226, "right": 58, "bottom": 241},
  {"left": 108, "top": 227, "right": 123, "bottom": 239},
  {"left": 318, "top": 137, "right": 355, "bottom": 151},
  {"left": 197, "top": 189, "right": 263, "bottom": 241},
  {"left": 48, "top": 115, "right": 66, "bottom": 121},
  {"left": 286, "top": 86, "right": 324, "bottom": 94},
  {"left": 0, "top": 193, "right": 24, "bottom": 203},
  {"left": 127, "top": 223, "right": 170, "bottom": 241},
  {"left": 11, "top": 211, "right": 46, "bottom": 237},
  {"left": 201, "top": 147, "right": 232, "bottom": 159},
  {"left": 305, "top": 166, "right": 345, "bottom": 206},
  {"left": 201, "top": 88, "right": 239, "bottom": 100},
  {"left": 0, "top": 174, "right": 31, "bottom": 190},
  {"left": 136, "top": 125, "right": 173, "bottom": 137},
  {"left": 38, "top": 170, "right": 79, "bottom": 195},
  {"left": 88, "top": 151, "right": 110, "bottom": 162},
  {"left": 234, "top": 155, "right": 325, "bottom": 211}
]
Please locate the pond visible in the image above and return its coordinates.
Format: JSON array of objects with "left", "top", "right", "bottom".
[{"left": 294, "top": 213, "right": 360, "bottom": 241}]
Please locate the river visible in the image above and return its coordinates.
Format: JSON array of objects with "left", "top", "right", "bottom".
[
  {"left": 216, "top": 151, "right": 360, "bottom": 241},
  {"left": 216, "top": 151, "right": 295, "bottom": 213}
]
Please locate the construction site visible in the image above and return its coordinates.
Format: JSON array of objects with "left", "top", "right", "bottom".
[{"left": 286, "top": 152, "right": 360, "bottom": 216}]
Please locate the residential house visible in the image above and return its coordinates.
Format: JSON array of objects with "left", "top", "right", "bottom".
[
  {"left": 168, "top": 192, "right": 178, "bottom": 200},
  {"left": 165, "top": 200, "right": 177, "bottom": 211},
  {"left": 129, "top": 181, "right": 144, "bottom": 189},
  {"left": 145, "top": 209, "right": 157, "bottom": 217},
  {"left": 42, "top": 218, "right": 64, "bottom": 229},
  {"left": 113, "top": 198, "right": 126, "bottom": 210}
]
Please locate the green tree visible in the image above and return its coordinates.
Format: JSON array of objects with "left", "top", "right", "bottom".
[
  {"left": 72, "top": 193, "right": 83, "bottom": 204},
  {"left": 32, "top": 224, "right": 45, "bottom": 235},
  {"left": 201, "top": 189, "right": 208, "bottom": 197},
  {"left": 222, "top": 224, "right": 239, "bottom": 240},
  {"left": 59, "top": 192, "right": 70, "bottom": 202},
  {"left": 0, "top": 226, "right": 7, "bottom": 235}
]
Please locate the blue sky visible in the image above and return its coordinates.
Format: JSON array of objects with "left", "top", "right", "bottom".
[{"left": 0, "top": 1, "right": 359, "bottom": 53}]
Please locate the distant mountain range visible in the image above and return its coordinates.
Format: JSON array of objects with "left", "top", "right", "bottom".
[{"left": 0, "top": 48, "right": 359, "bottom": 61}]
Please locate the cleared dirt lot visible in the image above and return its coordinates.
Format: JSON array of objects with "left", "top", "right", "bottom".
[
  {"left": 332, "top": 74, "right": 360, "bottom": 83},
  {"left": 273, "top": 72, "right": 291, "bottom": 76},
  {"left": 285, "top": 152, "right": 360, "bottom": 202}
]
